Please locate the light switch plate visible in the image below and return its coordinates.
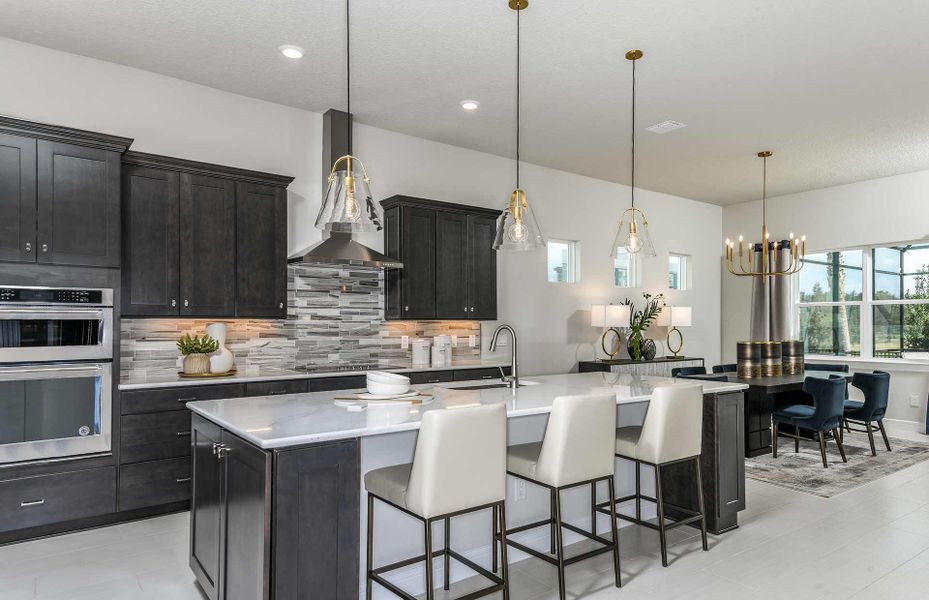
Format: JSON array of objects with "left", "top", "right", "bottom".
[
  {"left": 469, "top": 335, "right": 476, "bottom": 348},
  {"left": 401, "top": 336, "right": 409, "bottom": 350},
  {"left": 451, "top": 335, "right": 458, "bottom": 347},
  {"left": 910, "top": 394, "right": 920, "bottom": 408}
]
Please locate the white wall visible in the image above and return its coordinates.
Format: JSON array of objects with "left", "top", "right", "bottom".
[
  {"left": 0, "top": 36, "right": 723, "bottom": 375},
  {"left": 722, "top": 169, "right": 929, "bottom": 423}
]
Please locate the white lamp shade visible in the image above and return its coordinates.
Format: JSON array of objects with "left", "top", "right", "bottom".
[
  {"left": 591, "top": 305, "right": 606, "bottom": 327},
  {"left": 671, "top": 306, "right": 692, "bottom": 327},
  {"left": 654, "top": 309, "right": 671, "bottom": 327},
  {"left": 591, "top": 304, "right": 631, "bottom": 328}
]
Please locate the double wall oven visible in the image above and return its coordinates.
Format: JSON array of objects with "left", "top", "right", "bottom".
[{"left": 0, "top": 286, "right": 113, "bottom": 464}]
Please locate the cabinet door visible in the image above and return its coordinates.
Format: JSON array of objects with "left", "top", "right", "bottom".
[
  {"left": 0, "top": 133, "right": 36, "bottom": 263},
  {"left": 435, "top": 211, "right": 470, "bottom": 319},
  {"left": 121, "top": 165, "right": 180, "bottom": 316},
  {"left": 219, "top": 430, "right": 271, "bottom": 600},
  {"left": 190, "top": 415, "right": 223, "bottom": 600},
  {"left": 383, "top": 206, "right": 402, "bottom": 320},
  {"left": 179, "top": 174, "right": 236, "bottom": 316},
  {"left": 36, "top": 141, "right": 121, "bottom": 267},
  {"left": 400, "top": 206, "right": 436, "bottom": 319},
  {"left": 235, "top": 182, "right": 287, "bottom": 318},
  {"left": 468, "top": 214, "right": 498, "bottom": 319},
  {"left": 716, "top": 392, "right": 746, "bottom": 518},
  {"left": 273, "top": 439, "right": 359, "bottom": 600}
]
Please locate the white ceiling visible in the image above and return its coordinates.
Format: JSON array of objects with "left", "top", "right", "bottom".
[{"left": 3, "top": 0, "right": 929, "bottom": 205}]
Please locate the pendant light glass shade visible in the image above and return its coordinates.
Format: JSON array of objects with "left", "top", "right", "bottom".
[
  {"left": 315, "top": 155, "right": 383, "bottom": 233},
  {"left": 611, "top": 207, "right": 656, "bottom": 257},
  {"left": 493, "top": 188, "right": 545, "bottom": 251}
]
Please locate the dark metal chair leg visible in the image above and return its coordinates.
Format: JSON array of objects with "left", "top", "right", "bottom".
[
  {"left": 866, "top": 421, "right": 877, "bottom": 456},
  {"left": 443, "top": 517, "right": 450, "bottom": 591},
  {"left": 635, "top": 460, "right": 641, "bottom": 521},
  {"left": 795, "top": 425, "right": 800, "bottom": 453},
  {"left": 833, "top": 428, "right": 847, "bottom": 462},
  {"left": 424, "top": 518, "right": 435, "bottom": 600},
  {"left": 878, "top": 420, "right": 892, "bottom": 451},
  {"left": 553, "top": 488, "right": 567, "bottom": 600},
  {"left": 498, "top": 501, "right": 511, "bottom": 600},
  {"left": 590, "top": 481, "right": 597, "bottom": 537},
  {"left": 492, "top": 504, "right": 498, "bottom": 573},
  {"left": 818, "top": 432, "right": 829, "bottom": 468},
  {"left": 606, "top": 477, "right": 622, "bottom": 588},
  {"left": 838, "top": 419, "right": 844, "bottom": 444},
  {"left": 693, "top": 457, "right": 708, "bottom": 551},
  {"left": 549, "top": 488, "right": 557, "bottom": 555},
  {"left": 845, "top": 419, "right": 852, "bottom": 433},
  {"left": 772, "top": 421, "right": 778, "bottom": 458},
  {"left": 655, "top": 464, "right": 668, "bottom": 567},
  {"left": 366, "top": 493, "right": 374, "bottom": 600}
]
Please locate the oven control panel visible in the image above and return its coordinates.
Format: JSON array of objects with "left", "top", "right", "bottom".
[{"left": 0, "top": 287, "right": 109, "bottom": 305}]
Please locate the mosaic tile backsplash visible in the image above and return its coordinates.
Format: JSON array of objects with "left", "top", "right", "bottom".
[{"left": 120, "top": 264, "right": 482, "bottom": 382}]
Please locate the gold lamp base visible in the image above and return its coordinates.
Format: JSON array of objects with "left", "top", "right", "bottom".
[
  {"left": 667, "top": 326, "right": 684, "bottom": 358},
  {"left": 601, "top": 327, "right": 623, "bottom": 360}
]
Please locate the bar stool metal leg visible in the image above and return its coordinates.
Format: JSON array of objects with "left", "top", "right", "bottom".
[
  {"left": 443, "top": 518, "right": 451, "bottom": 591},
  {"left": 549, "top": 489, "right": 557, "bottom": 555},
  {"left": 694, "top": 457, "right": 708, "bottom": 551},
  {"left": 655, "top": 464, "right": 668, "bottom": 567},
  {"left": 635, "top": 460, "right": 641, "bottom": 521},
  {"left": 491, "top": 504, "right": 498, "bottom": 573},
  {"left": 553, "top": 489, "right": 566, "bottom": 600},
  {"left": 606, "top": 477, "right": 622, "bottom": 588},
  {"left": 366, "top": 493, "right": 374, "bottom": 600},
  {"left": 590, "top": 481, "right": 597, "bottom": 537},
  {"left": 498, "top": 501, "right": 511, "bottom": 600},
  {"left": 424, "top": 519, "right": 435, "bottom": 600}
]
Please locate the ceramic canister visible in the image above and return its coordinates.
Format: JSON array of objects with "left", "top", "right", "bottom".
[
  {"left": 206, "top": 322, "right": 234, "bottom": 374},
  {"left": 412, "top": 339, "right": 431, "bottom": 366},
  {"left": 759, "top": 341, "right": 783, "bottom": 377},
  {"left": 781, "top": 340, "right": 804, "bottom": 375},
  {"left": 737, "top": 341, "right": 762, "bottom": 379}
]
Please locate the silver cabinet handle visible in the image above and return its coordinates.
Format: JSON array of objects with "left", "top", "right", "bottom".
[
  {"left": 176, "top": 477, "right": 192, "bottom": 484},
  {"left": 471, "top": 307, "right": 475, "bottom": 312},
  {"left": 171, "top": 299, "right": 177, "bottom": 307},
  {"left": 176, "top": 431, "right": 191, "bottom": 437},
  {"left": 41, "top": 244, "right": 48, "bottom": 253},
  {"left": 177, "top": 397, "right": 197, "bottom": 403},
  {"left": 24, "top": 242, "right": 31, "bottom": 253},
  {"left": 214, "top": 443, "right": 232, "bottom": 459},
  {"left": 464, "top": 307, "right": 468, "bottom": 312},
  {"left": 20, "top": 499, "right": 45, "bottom": 508},
  {"left": 405, "top": 306, "right": 409, "bottom": 312},
  {"left": 183, "top": 300, "right": 189, "bottom": 307},
  {"left": 279, "top": 302, "right": 284, "bottom": 309}
]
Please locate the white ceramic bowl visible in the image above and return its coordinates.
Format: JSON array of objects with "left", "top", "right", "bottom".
[
  {"left": 366, "top": 371, "right": 410, "bottom": 384},
  {"left": 366, "top": 380, "right": 411, "bottom": 396}
]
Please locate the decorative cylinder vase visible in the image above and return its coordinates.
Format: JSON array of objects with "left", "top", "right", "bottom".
[
  {"left": 759, "top": 341, "right": 783, "bottom": 377},
  {"left": 206, "top": 322, "right": 234, "bottom": 374},
  {"left": 781, "top": 340, "right": 804, "bottom": 375},
  {"left": 183, "top": 353, "right": 211, "bottom": 375},
  {"left": 737, "top": 342, "right": 762, "bottom": 379}
]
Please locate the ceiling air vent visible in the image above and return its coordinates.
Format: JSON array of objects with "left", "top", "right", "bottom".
[{"left": 646, "top": 120, "right": 687, "bottom": 135}]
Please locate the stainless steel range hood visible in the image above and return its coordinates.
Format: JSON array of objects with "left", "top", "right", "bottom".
[
  {"left": 289, "top": 108, "right": 401, "bottom": 269},
  {"left": 288, "top": 231, "right": 402, "bottom": 269}
]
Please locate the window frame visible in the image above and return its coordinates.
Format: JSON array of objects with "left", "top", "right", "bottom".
[
  {"left": 546, "top": 238, "right": 580, "bottom": 284},
  {"left": 668, "top": 252, "right": 691, "bottom": 291},
  {"left": 613, "top": 247, "right": 640, "bottom": 289}
]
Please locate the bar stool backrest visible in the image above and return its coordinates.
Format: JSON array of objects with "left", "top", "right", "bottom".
[
  {"left": 636, "top": 383, "right": 704, "bottom": 464},
  {"left": 406, "top": 403, "right": 507, "bottom": 519},
  {"left": 535, "top": 393, "right": 617, "bottom": 488}
]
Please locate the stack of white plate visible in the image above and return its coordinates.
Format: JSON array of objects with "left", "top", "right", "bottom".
[{"left": 365, "top": 371, "right": 411, "bottom": 397}]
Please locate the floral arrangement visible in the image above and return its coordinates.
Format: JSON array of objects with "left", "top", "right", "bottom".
[
  {"left": 620, "top": 292, "right": 666, "bottom": 360},
  {"left": 176, "top": 333, "right": 219, "bottom": 356}
]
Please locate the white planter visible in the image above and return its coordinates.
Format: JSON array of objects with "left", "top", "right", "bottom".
[{"left": 206, "top": 322, "right": 235, "bottom": 373}]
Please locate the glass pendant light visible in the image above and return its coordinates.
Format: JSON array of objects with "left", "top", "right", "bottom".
[
  {"left": 315, "top": 0, "right": 384, "bottom": 234},
  {"left": 493, "top": 0, "right": 545, "bottom": 252},
  {"left": 611, "top": 50, "right": 656, "bottom": 258}
]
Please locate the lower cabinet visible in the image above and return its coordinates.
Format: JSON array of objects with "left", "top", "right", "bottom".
[
  {"left": 119, "top": 457, "right": 191, "bottom": 511},
  {"left": 189, "top": 414, "right": 359, "bottom": 600},
  {"left": 0, "top": 467, "right": 116, "bottom": 533}
]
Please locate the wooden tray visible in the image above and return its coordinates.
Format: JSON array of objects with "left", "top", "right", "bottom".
[{"left": 178, "top": 369, "right": 237, "bottom": 379}]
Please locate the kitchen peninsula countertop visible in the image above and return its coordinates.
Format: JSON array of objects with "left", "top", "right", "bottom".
[
  {"left": 118, "top": 357, "right": 511, "bottom": 390},
  {"left": 186, "top": 372, "right": 749, "bottom": 449}
]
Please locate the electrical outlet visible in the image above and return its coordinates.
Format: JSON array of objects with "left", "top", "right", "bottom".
[
  {"left": 469, "top": 335, "right": 476, "bottom": 348},
  {"left": 401, "top": 336, "right": 409, "bottom": 350},
  {"left": 451, "top": 335, "right": 458, "bottom": 347},
  {"left": 910, "top": 394, "right": 921, "bottom": 408},
  {"left": 513, "top": 479, "right": 527, "bottom": 501}
]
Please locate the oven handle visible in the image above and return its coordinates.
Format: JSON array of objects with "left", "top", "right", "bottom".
[
  {"left": 0, "top": 364, "right": 104, "bottom": 375},
  {"left": 0, "top": 307, "right": 108, "bottom": 319}
]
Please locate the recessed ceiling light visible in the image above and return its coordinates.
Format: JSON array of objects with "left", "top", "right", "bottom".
[
  {"left": 646, "top": 120, "right": 687, "bottom": 134},
  {"left": 278, "top": 45, "right": 305, "bottom": 59},
  {"left": 460, "top": 99, "right": 480, "bottom": 111}
]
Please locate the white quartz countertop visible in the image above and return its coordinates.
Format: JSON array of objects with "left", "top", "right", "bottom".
[
  {"left": 118, "top": 358, "right": 510, "bottom": 390},
  {"left": 186, "top": 372, "right": 749, "bottom": 449}
]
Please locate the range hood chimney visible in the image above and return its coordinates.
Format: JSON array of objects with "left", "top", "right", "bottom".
[{"left": 288, "top": 108, "right": 402, "bottom": 269}]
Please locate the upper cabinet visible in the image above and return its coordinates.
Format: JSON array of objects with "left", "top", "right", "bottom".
[
  {"left": 121, "top": 152, "right": 293, "bottom": 318},
  {"left": 0, "top": 117, "right": 132, "bottom": 267},
  {"left": 382, "top": 196, "right": 500, "bottom": 321}
]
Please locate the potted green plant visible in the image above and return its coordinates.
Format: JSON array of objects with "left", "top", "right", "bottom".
[
  {"left": 177, "top": 333, "right": 219, "bottom": 375},
  {"left": 621, "top": 292, "right": 666, "bottom": 361}
]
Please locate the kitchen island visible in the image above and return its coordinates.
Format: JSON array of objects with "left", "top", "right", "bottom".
[{"left": 186, "top": 372, "right": 748, "bottom": 600}]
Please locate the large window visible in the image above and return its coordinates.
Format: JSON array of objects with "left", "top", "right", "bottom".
[
  {"left": 795, "top": 243, "right": 929, "bottom": 361},
  {"left": 547, "top": 239, "right": 579, "bottom": 283}
]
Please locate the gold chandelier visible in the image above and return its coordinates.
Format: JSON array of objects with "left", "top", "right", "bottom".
[{"left": 724, "top": 151, "right": 806, "bottom": 283}]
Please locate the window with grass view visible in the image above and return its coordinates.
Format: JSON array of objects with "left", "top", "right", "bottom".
[
  {"left": 798, "top": 250, "right": 863, "bottom": 356},
  {"left": 872, "top": 245, "right": 929, "bottom": 359},
  {"left": 547, "top": 239, "right": 578, "bottom": 283}
]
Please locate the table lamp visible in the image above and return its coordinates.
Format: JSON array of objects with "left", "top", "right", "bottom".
[
  {"left": 591, "top": 304, "right": 631, "bottom": 359},
  {"left": 666, "top": 306, "right": 692, "bottom": 358}
]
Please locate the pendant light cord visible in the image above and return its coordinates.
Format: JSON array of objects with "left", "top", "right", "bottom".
[
  {"left": 346, "top": 0, "right": 352, "bottom": 155},
  {"left": 630, "top": 55, "right": 636, "bottom": 210},
  {"left": 515, "top": 5, "right": 521, "bottom": 189}
]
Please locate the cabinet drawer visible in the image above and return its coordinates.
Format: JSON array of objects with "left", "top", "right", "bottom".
[
  {"left": 310, "top": 376, "right": 366, "bottom": 392},
  {"left": 246, "top": 379, "right": 308, "bottom": 397},
  {"left": 120, "top": 411, "right": 192, "bottom": 464},
  {"left": 121, "top": 383, "right": 245, "bottom": 415},
  {"left": 0, "top": 467, "right": 116, "bottom": 532},
  {"left": 409, "top": 370, "right": 455, "bottom": 384},
  {"left": 453, "top": 367, "right": 509, "bottom": 382},
  {"left": 119, "top": 457, "right": 190, "bottom": 512}
]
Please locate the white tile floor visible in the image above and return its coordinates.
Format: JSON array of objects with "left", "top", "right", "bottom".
[{"left": 2, "top": 422, "right": 928, "bottom": 600}]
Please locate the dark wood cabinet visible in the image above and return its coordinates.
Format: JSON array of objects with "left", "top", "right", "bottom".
[
  {"left": 120, "top": 152, "right": 293, "bottom": 318},
  {"left": 0, "top": 133, "right": 36, "bottom": 263},
  {"left": 235, "top": 182, "right": 287, "bottom": 318},
  {"left": 190, "top": 415, "right": 224, "bottom": 600},
  {"left": 0, "top": 117, "right": 132, "bottom": 267},
  {"left": 382, "top": 196, "right": 499, "bottom": 320},
  {"left": 0, "top": 467, "right": 116, "bottom": 533},
  {"left": 118, "top": 457, "right": 191, "bottom": 511}
]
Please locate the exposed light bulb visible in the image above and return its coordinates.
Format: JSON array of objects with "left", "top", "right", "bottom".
[
  {"left": 344, "top": 174, "right": 360, "bottom": 221},
  {"left": 627, "top": 230, "right": 641, "bottom": 253},
  {"left": 507, "top": 219, "right": 528, "bottom": 243}
]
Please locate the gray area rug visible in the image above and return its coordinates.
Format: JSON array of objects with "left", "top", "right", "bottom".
[{"left": 745, "top": 433, "right": 929, "bottom": 497}]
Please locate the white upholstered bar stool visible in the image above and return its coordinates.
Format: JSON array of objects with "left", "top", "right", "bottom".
[
  {"left": 364, "top": 403, "right": 509, "bottom": 600},
  {"left": 502, "top": 393, "right": 622, "bottom": 600},
  {"left": 600, "top": 382, "right": 708, "bottom": 567}
]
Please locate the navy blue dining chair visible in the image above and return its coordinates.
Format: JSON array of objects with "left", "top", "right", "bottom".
[
  {"left": 772, "top": 376, "right": 848, "bottom": 468},
  {"left": 712, "top": 364, "right": 737, "bottom": 374},
  {"left": 671, "top": 366, "right": 707, "bottom": 378},
  {"left": 804, "top": 363, "right": 849, "bottom": 372},
  {"left": 840, "top": 371, "right": 891, "bottom": 455}
]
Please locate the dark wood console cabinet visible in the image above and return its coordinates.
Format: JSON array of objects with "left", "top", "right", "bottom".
[{"left": 382, "top": 196, "right": 499, "bottom": 320}]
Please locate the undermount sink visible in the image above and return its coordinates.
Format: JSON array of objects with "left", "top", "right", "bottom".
[{"left": 451, "top": 380, "right": 539, "bottom": 390}]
